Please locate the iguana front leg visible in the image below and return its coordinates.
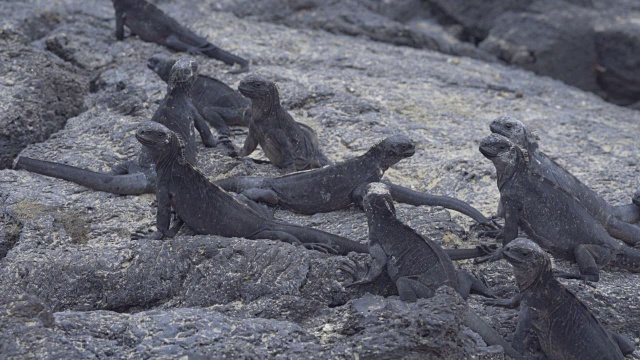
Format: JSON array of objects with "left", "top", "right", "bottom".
[
  {"left": 192, "top": 109, "right": 218, "bottom": 148},
  {"left": 115, "top": 10, "right": 126, "bottom": 40},
  {"left": 237, "top": 129, "right": 259, "bottom": 157},
  {"left": 345, "top": 243, "right": 387, "bottom": 287},
  {"left": 151, "top": 186, "right": 172, "bottom": 240}
]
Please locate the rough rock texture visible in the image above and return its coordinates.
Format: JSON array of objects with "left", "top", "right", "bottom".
[
  {"left": 0, "top": 3, "right": 88, "bottom": 169},
  {"left": 213, "top": 0, "right": 640, "bottom": 107},
  {"left": 0, "top": 0, "right": 639, "bottom": 358}
]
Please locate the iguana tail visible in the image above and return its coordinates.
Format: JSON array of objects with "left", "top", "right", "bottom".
[
  {"left": 273, "top": 221, "right": 368, "bottom": 255},
  {"left": 612, "top": 246, "right": 640, "bottom": 273},
  {"left": 15, "top": 157, "right": 154, "bottom": 195},
  {"left": 201, "top": 44, "right": 249, "bottom": 73},
  {"left": 465, "top": 310, "right": 524, "bottom": 360},
  {"left": 387, "top": 183, "right": 494, "bottom": 226}
]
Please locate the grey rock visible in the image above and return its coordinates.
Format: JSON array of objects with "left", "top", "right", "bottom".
[{"left": 1, "top": 0, "right": 639, "bottom": 359}]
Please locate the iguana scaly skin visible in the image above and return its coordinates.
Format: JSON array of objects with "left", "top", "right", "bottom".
[
  {"left": 135, "top": 121, "right": 368, "bottom": 255},
  {"left": 148, "top": 54, "right": 251, "bottom": 137},
  {"left": 485, "top": 238, "right": 635, "bottom": 359},
  {"left": 236, "top": 75, "right": 332, "bottom": 171},
  {"left": 217, "top": 135, "right": 496, "bottom": 226},
  {"left": 15, "top": 58, "right": 223, "bottom": 195},
  {"left": 112, "top": 0, "right": 248, "bottom": 73},
  {"left": 343, "top": 183, "right": 523, "bottom": 360},
  {"left": 491, "top": 115, "right": 640, "bottom": 246},
  {"left": 479, "top": 134, "right": 640, "bottom": 281}
]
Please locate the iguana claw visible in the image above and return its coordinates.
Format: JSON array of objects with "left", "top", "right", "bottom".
[{"left": 474, "top": 246, "right": 504, "bottom": 264}]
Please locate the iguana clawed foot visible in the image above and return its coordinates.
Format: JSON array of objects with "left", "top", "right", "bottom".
[
  {"left": 471, "top": 217, "right": 503, "bottom": 232},
  {"left": 131, "top": 229, "right": 164, "bottom": 240},
  {"left": 303, "top": 243, "right": 339, "bottom": 254},
  {"left": 339, "top": 259, "right": 372, "bottom": 287},
  {"left": 552, "top": 270, "right": 599, "bottom": 284},
  {"left": 474, "top": 245, "right": 504, "bottom": 264}
]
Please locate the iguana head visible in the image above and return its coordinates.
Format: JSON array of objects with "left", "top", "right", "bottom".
[
  {"left": 135, "top": 121, "right": 175, "bottom": 150},
  {"left": 490, "top": 116, "right": 539, "bottom": 151},
  {"left": 147, "top": 54, "right": 176, "bottom": 83},
  {"left": 502, "top": 238, "right": 552, "bottom": 290},
  {"left": 363, "top": 182, "right": 396, "bottom": 218},
  {"left": 370, "top": 135, "right": 415, "bottom": 167},
  {"left": 168, "top": 57, "right": 199, "bottom": 91},
  {"left": 238, "top": 74, "right": 279, "bottom": 103},
  {"left": 480, "top": 134, "right": 524, "bottom": 187}
]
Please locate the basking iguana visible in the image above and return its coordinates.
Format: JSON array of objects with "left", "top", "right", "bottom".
[
  {"left": 134, "top": 121, "right": 368, "bottom": 255},
  {"left": 148, "top": 54, "right": 250, "bottom": 137},
  {"left": 479, "top": 133, "right": 640, "bottom": 281},
  {"left": 112, "top": 0, "right": 248, "bottom": 73},
  {"left": 236, "top": 74, "right": 332, "bottom": 171},
  {"left": 217, "top": 135, "right": 497, "bottom": 227},
  {"left": 485, "top": 238, "right": 635, "bottom": 359},
  {"left": 16, "top": 58, "right": 224, "bottom": 195},
  {"left": 490, "top": 115, "right": 640, "bottom": 246},
  {"left": 342, "top": 183, "right": 523, "bottom": 360}
]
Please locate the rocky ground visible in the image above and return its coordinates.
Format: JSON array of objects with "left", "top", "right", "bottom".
[{"left": 0, "top": 0, "right": 639, "bottom": 359}]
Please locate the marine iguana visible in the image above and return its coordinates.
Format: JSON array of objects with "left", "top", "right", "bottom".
[
  {"left": 342, "top": 183, "right": 523, "bottom": 360},
  {"left": 485, "top": 238, "right": 635, "bottom": 359},
  {"left": 15, "top": 58, "right": 224, "bottom": 195},
  {"left": 135, "top": 121, "right": 368, "bottom": 255},
  {"left": 236, "top": 74, "right": 332, "bottom": 171},
  {"left": 148, "top": 54, "right": 250, "bottom": 137},
  {"left": 491, "top": 115, "right": 640, "bottom": 246},
  {"left": 112, "top": 0, "right": 248, "bottom": 73},
  {"left": 479, "top": 133, "right": 640, "bottom": 281},
  {"left": 217, "top": 135, "right": 497, "bottom": 227}
]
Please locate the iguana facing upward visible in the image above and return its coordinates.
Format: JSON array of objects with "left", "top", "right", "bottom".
[
  {"left": 479, "top": 133, "right": 640, "bottom": 281},
  {"left": 485, "top": 238, "right": 635, "bottom": 359},
  {"left": 342, "top": 183, "right": 523, "bottom": 360},
  {"left": 135, "top": 121, "right": 368, "bottom": 255},
  {"left": 148, "top": 54, "right": 251, "bottom": 137},
  {"left": 491, "top": 115, "right": 640, "bottom": 246},
  {"left": 112, "top": 0, "right": 248, "bottom": 73},
  {"left": 16, "top": 58, "right": 223, "bottom": 195},
  {"left": 236, "top": 75, "right": 332, "bottom": 171},
  {"left": 217, "top": 135, "right": 497, "bottom": 227}
]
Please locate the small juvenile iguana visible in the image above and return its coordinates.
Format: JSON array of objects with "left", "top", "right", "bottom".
[
  {"left": 112, "top": 0, "right": 248, "bottom": 73},
  {"left": 148, "top": 54, "right": 251, "bottom": 137},
  {"left": 491, "top": 115, "right": 640, "bottom": 246},
  {"left": 342, "top": 183, "right": 523, "bottom": 360},
  {"left": 16, "top": 58, "right": 224, "bottom": 195},
  {"left": 479, "top": 133, "right": 640, "bottom": 281},
  {"left": 236, "top": 74, "right": 332, "bottom": 171},
  {"left": 217, "top": 135, "right": 497, "bottom": 226},
  {"left": 135, "top": 121, "right": 368, "bottom": 255},
  {"left": 485, "top": 238, "right": 635, "bottom": 359}
]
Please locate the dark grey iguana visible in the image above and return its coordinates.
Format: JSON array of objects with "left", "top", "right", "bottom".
[
  {"left": 112, "top": 0, "right": 248, "bottom": 73},
  {"left": 217, "top": 135, "right": 498, "bottom": 227},
  {"left": 134, "top": 121, "right": 368, "bottom": 255},
  {"left": 479, "top": 133, "right": 640, "bottom": 281},
  {"left": 148, "top": 54, "right": 251, "bottom": 137},
  {"left": 236, "top": 74, "right": 332, "bottom": 171},
  {"left": 490, "top": 115, "right": 640, "bottom": 246},
  {"left": 342, "top": 183, "right": 523, "bottom": 360},
  {"left": 484, "top": 238, "right": 635, "bottom": 359},
  {"left": 15, "top": 58, "right": 224, "bottom": 195}
]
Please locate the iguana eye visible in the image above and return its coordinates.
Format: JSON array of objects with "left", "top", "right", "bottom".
[{"left": 505, "top": 123, "right": 513, "bottom": 129}]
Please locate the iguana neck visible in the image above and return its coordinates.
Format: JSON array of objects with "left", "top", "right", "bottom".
[
  {"left": 251, "top": 92, "right": 280, "bottom": 121},
  {"left": 496, "top": 153, "right": 527, "bottom": 190},
  {"left": 515, "top": 259, "right": 554, "bottom": 294},
  {"left": 363, "top": 146, "right": 390, "bottom": 177},
  {"left": 167, "top": 82, "right": 193, "bottom": 98},
  {"left": 153, "top": 136, "right": 185, "bottom": 174}
]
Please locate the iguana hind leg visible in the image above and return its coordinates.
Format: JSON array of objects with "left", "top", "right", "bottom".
[
  {"left": 608, "top": 329, "right": 635, "bottom": 355},
  {"left": 554, "top": 244, "right": 604, "bottom": 282},
  {"left": 395, "top": 276, "right": 435, "bottom": 302},
  {"left": 242, "top": 188, "right": 279, "bottom": 205},
  {"left": 605, "top": 217, "right": 640, "bottom": 246},
  {"left": 612, "top": 204, "right": 640, "bottom": 224}
]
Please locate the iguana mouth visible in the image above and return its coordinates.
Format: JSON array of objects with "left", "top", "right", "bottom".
[
  {"left": 479, "top": 146, "right": 498, "bottom": 158},
  {"left": 146, "top": 58, "right": 159, "bottom": 70},
  {"left": 502, "top": 249, "right": 521, "bottom": 263},
  {"left": 489, "top": 123, "right": 506, "bottom": 136},
  {"left": 403, "top": 149, "right": 415, "bottom": 157},
  {"left": 237, "top": 84, "right": 254, "bottom": 97}
]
